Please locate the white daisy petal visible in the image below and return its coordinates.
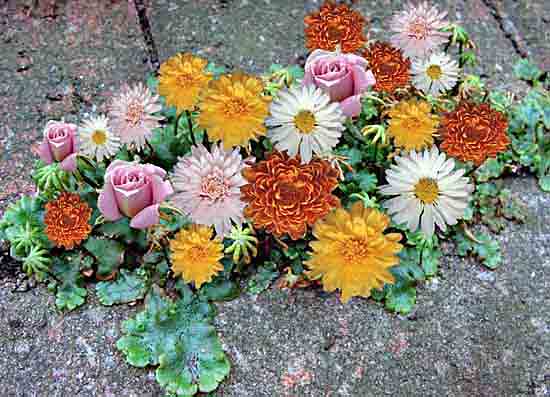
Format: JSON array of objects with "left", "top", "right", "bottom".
[
  {"left": 267, "top": 85, "right": 344, "bottom": 163},
  {"left": 380, "top": 146, "right": 473, "bottom": 236},
  {"left": 78, "top": 115, "right": 121, "bottom": 162}
]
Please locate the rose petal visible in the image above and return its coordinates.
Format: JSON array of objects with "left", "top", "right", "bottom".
[
  {"left": 130, "top": 204, "right": 160, "bottom": 229},
  {"left": 151, "top": 175, "right": 174, "bottom": 204},
  {"left": 60, "top": 153, "right": 78, "bottom": 172},
  {"left": 38, "top": 140, "right": 54, "bottom": 164},
  {"left": 314, "top": 71, "right": 353, "bottom": 102},
  {"left": 98, "top": 178, "right": 123, "bottom": 221},
  {"left": 351, "top": 65, "right": 376, "bottom": 95},
  {"left": 114, "top": 180, "right": 152, "bottom": 218},
  {"left": 106, "top": 159, "right": 133, "bottom": 174},
  {"left": 341, "top": 95, "right": 362, "bottom": 118}
]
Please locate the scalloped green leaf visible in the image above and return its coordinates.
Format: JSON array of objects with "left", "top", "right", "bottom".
[
  {"left": 51, "top": 253, "right": 92, "bottom": 311},
  {"left": 84, "top": 237, "right": 125, "bottom": 278},
  {"left": 96, "top": 269, "right": 149, "bottom": 306},
  {"left": 117, "top": 288, "right": 230, "bottom": 396}
]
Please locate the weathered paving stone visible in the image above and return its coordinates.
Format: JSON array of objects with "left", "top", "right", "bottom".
[
  {"left": 1, "top": 1, "right": 549, "bottom": 396},
  {"left": 0, "top": 0, "right": 148, "bottom": 209}
]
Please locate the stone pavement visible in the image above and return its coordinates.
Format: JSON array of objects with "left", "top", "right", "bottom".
[{"left": 0, "top": 1, "right": 549, "bottom": 396}]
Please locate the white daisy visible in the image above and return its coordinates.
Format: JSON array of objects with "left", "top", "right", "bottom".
[
  {"left": 78, "top": 115, "right": 121, "bottom": 162},
  {"left": 412, "top": 52, "right": 460, "bottom": 96},
  {"left": 379, "top": 146, "right": 473, "bottom": 237},
  {"left": 266, "top": 84, "right": 346, "bottom": 164}
]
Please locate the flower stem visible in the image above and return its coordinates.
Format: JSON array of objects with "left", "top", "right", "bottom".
[{"left": 185, "top": 110, "right": 197, "bottom": 147}]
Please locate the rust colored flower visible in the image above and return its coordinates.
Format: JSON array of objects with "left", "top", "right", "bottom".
[
  {"left": 304, "top": 1, "right": 367, "bottom": 53},
  {"left": 362, "top": 42, "right": 411, "bottom": 94},
  {"left": 440, "top": 102, "right": 510, "bottom": 165},
  {"left": 44, "top": 192, "right": 92, "bottom": 249},
  {"left": 241, "top": 151, "right": 340, "bottom": 240}
]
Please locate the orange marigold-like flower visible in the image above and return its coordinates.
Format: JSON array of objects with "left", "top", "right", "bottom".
[
  {"left": 241, "top": 151, "right": 340, "bottom": 240},
  {"left": 440, "top": 102, "right": 510, "bottom": 165},
  {"left": 44, "top": 192, "right": 92, "bottom": 249},
  {"left": 362, "top": 42, "right": 411, "bottom": 94},
  {"left": 304, "top": 1, "right": 367, "bottom": 53}
]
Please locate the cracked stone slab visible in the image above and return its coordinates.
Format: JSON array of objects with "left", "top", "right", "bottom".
[
  {"left": 0, "top": 177, "right": 548, "bottom": 396},
  {"left": 0, "top": 0, "right": 149, "bottom": 210}
]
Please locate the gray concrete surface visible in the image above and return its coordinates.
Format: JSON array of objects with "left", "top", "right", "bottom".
[{"left": 1, "top": 1, "right": 549, "bottom": 396}]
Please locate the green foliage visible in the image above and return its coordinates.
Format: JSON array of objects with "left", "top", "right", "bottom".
[
  {"left": 96, "top": 269, "right": 149, "bottom": 306},
  {"left": 513, "top": 59, "right": 543, "bottom": 83},
  {"left": 246, "top": 262, "right": 279, "bottom": 295},
  {"left": 84, "top": 237, "right": 125, "bottom": 278},
  {"left": 32, "top": 162, "right": 74, "bottom": 198},
  {"left": 454, "top": 229, "right": 502, "bottom": 269},
  {"left": 471, "top": 182, "right": 527, "bottom": 232},
  {"left": 474, "top": 157, "right": 505, "bottom": 182},
  {"left": 0, "top": 195, "right": 51, "bottom": 279},
  {"left": 21, "top": 245, "right": 51, "bottom": 281},
  {"left": 50, "top": 253, "right": 92, "bottom": 311},
  {"left": 149, "top": 124, "right": 191, "bottom": 170},
  {"left": 117, "top": 288, "right": 230, "bottom": 396},
  {"left": 505, "top": 64, "right": 550, "bottom": 191},
  {"left": 199, "top": 278, "right": 240, "bottom": 302},
  {"left": 98, "top": 218, "right": 148, "bottom": 248}
]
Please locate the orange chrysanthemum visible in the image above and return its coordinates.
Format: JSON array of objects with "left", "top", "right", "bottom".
[
  {"left": 304, "top": 1, "right": 367, "bottom": 53},
  {"left": 362, "top": 42, "right": 411, "bottom": 94},
  {"left": 44, "top": 192, "right": 92, "bottom": 249},
  {"left": 241, "top": 151, "right": 340, "bottom": 240},
  {"left": 440, "top": 102, "right": 510, "bottom": 165}
]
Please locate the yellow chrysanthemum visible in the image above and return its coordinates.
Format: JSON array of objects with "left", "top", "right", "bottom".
[
  {"left": 170, "top": 225, "right": 224, "bottom": 288},
  {"left": 387, "top": 99, "right": 439, "bottom": 150},
  {"left": 198, "top": 73, "right": 271, "bottom": 149},
  {"left": 306, "top": 202, "right": 403, "bottom": 303},
  {"left": 158, "top": 53, "right": 213, "bottom": 113}
]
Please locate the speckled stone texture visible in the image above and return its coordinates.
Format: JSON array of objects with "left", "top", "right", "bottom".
[{"left": 0, "top": 1, "right": 549, "bottom": 396}]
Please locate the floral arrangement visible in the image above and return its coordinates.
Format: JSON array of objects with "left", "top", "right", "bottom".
[{"left": 1, "top": 2, "right": 548, "bottom": 396}]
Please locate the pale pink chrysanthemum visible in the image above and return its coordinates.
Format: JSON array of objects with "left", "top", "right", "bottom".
[
  {"left": 171, "top": 143, "right": 249, "bottom": 237},
  {"left": 109, "top": 83, "right": 163, "bottom": 150},
  {"left": 390, "top": 2, "right": 451, "bottom": 59}
]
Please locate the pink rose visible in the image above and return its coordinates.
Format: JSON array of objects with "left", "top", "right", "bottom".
[
  {"left": 304, "top": 50, "right": 376, "bottom": 118},
  {"left": 37, "top": 120, "right": 78, "bottom": 172},
  {"left": 98, "top": 160, "right": 174, "bottom": 229}
]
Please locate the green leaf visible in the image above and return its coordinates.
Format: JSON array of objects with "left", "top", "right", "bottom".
[
  {"left": 421, "top": 248, "right": 441, "bottom": 277},
  {"left": 354, "top": 170, "right": 378, "bottom": 193},
  {"left": 51, "top": 253, "right": 91, "bottom": 311},
  {"left": 98, "top": 218, "right": 148, "bottom": 248},
  {"left": 206, "top": 62, "right": 227, "bottom": 77},
  {"left": 199, "top": 278, "right": 240, "bottom": 302},
  {"left": 539, "top": 175, "right": 550, "bottom": 192},
  {"left": 117, "top": 288, "right": 230, "bottom": 396},
  {"left": 84, "top": 237, "right": 125, "bottom": 278},
  {"left": 513, "top": 59, "right": 542, "bottom": 82},
  {"left": 335, "top": 147, "right": 362, "bottom": 167},
  {"left": 96, "top": 269, "right": 149, "bottom": 306},
  {"left": 453, "top": 230, "right": 502, "bottom": 269},
  {"left": 384, "top": 283, "right": 416, "bottom": 314},
  {"left": 475, "top": 157, "right": 505, "bottom": 182},
  {"left": 149, "top": 125, "right": 190, "bottom": 169},
  {"left": 473, "top": 234, "right": 502, "bottom": 269},
  {"left": 246, "top": 264, "right": 279, "bottom": 295}
]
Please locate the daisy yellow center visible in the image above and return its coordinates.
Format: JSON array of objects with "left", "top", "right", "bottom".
[
  {"left": 414, "top": 177, "right": 439, "bottom": 204},
  {"left": 341, "top": 238, "right": 370, "bottom": 265},
  {"left": 201, "top": 174, "right": 228, "bottom": 201},
  {"left": 294, "top": 110, "right": 316, "bottom": 134},
  {"left": 126, "top": 101, "right": 144, "bottom": 126},
  {"left": 91, "top": 130, "right": 107, "bottom": 145},
  {"left": 426, "top": 65, "right": 443, "bottom": 81},
  {"left": 408, "top": 19, "right": 428, "bottom": 40}
]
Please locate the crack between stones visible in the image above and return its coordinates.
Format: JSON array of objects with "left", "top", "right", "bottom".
[
  {"left": 480, "top": 0, "right": 530, "bottom": 59},
  {"left": 132, "top": 0, "right": 160, "bottom": 73}
]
